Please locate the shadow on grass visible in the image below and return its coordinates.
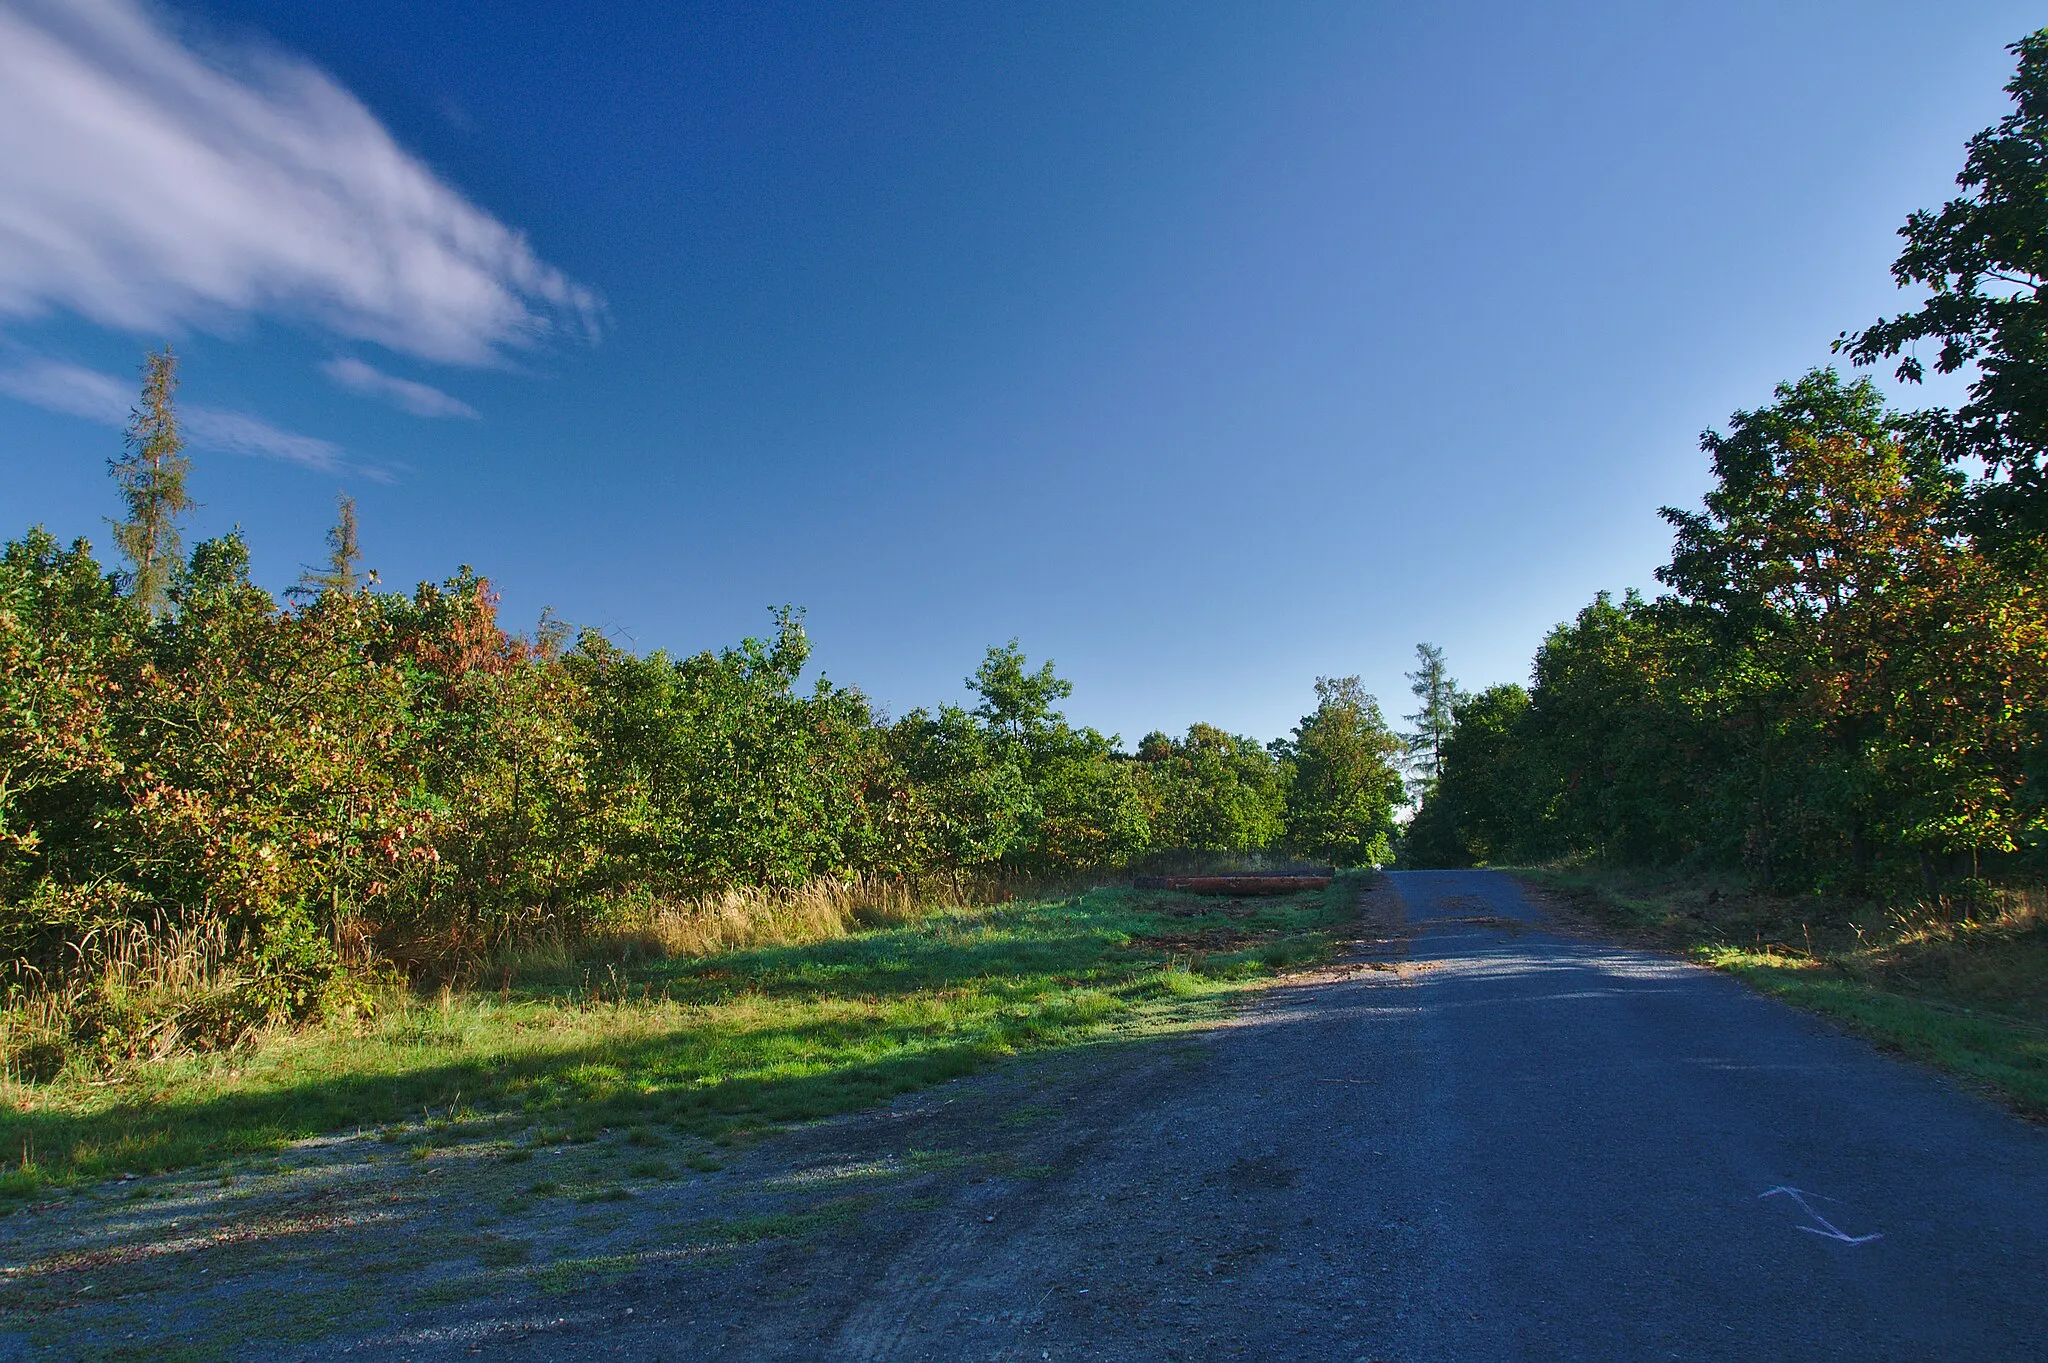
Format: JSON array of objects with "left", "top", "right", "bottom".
[
  {"left": 0, "top": 1010, "right": 1080, "bottom": 1189},
  {"left": 0, "top": 886, "right": 1352, "bottom": 1193}
]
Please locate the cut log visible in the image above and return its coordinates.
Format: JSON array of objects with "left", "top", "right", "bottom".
[{"left": 1131, "top": 873, "right": 1334, "bottom": 895}]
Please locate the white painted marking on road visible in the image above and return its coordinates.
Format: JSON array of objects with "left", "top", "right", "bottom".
[{"left": 1759, "top": 1186, "right": 1883, "bottom": 1244}]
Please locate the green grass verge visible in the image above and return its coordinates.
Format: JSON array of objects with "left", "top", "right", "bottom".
[
  {"left": 1516, "top": 865, "right": 2048, "bottom": 1118},
  {"left": 0, "top": 879, "right": 1362, "bottom": 1198}
]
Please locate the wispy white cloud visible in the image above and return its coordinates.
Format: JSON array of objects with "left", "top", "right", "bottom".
[
  {"left": 183, "top": 408, "right": 340, "bottom": 470},
  {"left": 0, "top": 0, "right": 603, "bottom": 366},
  {"left": 0, "top": 355, "right": 126, "bottom": 423},
  {"left": 0, "top": 355, "right": 341, "bottom": 470},
  {"left": 319, "top": 357, "right": 478, "bottom": 419}
]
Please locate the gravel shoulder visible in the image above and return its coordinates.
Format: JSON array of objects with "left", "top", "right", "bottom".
[{"left": 8, "top": 872, "right": 2047, "bottom": 1361}]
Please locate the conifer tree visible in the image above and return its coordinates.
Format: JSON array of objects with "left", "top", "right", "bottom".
[
  {"left": 299, "top": 492, "right": 363, "bottom": 596},
  {"left": 1402, "top": 642, "right": 1466, "bottom": 802},
  {"left": 108, "top": 348, "right": 195, "bottom": 614}
]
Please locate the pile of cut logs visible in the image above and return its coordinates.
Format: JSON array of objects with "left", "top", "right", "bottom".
[{"left": 1130, "top": 869, "right": 1335, "bottom": 896}]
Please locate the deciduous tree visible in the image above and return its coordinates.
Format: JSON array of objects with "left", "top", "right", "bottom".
[
  {"left": 1278, "top": 676, "right": 1403, "bottom": 867},
  {"left": 1843, "top": 28, "right": 2048, "bottom": 540}
]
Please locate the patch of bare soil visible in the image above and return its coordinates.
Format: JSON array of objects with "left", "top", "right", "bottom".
[
  {"left": 1129, "top": 893, "right": 1329, "bottom": 951},
  {"left": 1155, "top": 897, "right": 1258, "bottom": 918},
  {"left": 1128, "top": 926, "right": 1268, "bottom": 952}
]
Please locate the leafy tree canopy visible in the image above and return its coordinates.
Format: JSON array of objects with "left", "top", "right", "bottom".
[
  {"left": 967, "top": 639, "right": 1073, "bottom": 741},
  {"left": 1843, "top": 28, "right": 2048, "bottom": 532}
]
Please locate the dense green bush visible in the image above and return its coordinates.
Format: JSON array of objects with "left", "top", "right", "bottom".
[
  {"left": 1, "top": 529, "right": 1403, "bottom": 1032},
  {"left": 1134, "top": 723, "right": 1288, "bottom": 855}
]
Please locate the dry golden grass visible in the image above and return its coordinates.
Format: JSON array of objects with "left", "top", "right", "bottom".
[
  {"left": 597, "top": 875, "right": 960, "bottom": 957},
  {"left": 498, "top": 871, "right": 1096, "bottom": 976},
  {"left": 1856, "top": 886, "right": 2048, "bottom": 1016},
  {"left": 0, "top": 914, "right": 284, "bottom": 1082}
]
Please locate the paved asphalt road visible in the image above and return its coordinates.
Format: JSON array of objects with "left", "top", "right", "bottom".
[{"left": 796, "top": 869, "right": 2048, "bottom": 1361}]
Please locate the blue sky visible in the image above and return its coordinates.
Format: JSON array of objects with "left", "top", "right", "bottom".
[{"left": 0, "top": 1, "right": 2035, "bottom": 744}]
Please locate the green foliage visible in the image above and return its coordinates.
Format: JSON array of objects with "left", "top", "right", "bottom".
[
  {"left": 1415, "top": 37, "right": 2048, "bottom": 893},
  {"left": 566, "top": 608, "right": 885, "bottom": 894},
  {"left": 1401, "top": 642, "right": 1466, "bottom": 804},
  {"left": 107, "top": 348, "right": 195, "bottom": 616},
  {"left": 0, "top": 529, "right": 136, "bottom": 905},
  {"left": 1843, "top": 28, "right": 2048, "bottom": 534},
  {"left": 7, "top": 354, "right": 1421, "bottom": 1072},
  {"left": 1275, "top": 676, "right": 1403, "bottom": 867},
  {"left": 1134, "top": 724, "right": 1287, "bottom": 854},
  {"left": 1522, "top": 589, "right": 1704, "bottom": 867},
  {"left": 1415, "top": 371, "right": 2048, "bottom": 891},
  {"left": 968, "top": 639, "right": 1073, "bottom": 740},
  {"left": 1027, "top": 734, "right": 1151, "bottom": 872},
  {"left": 297, "top": 492, "right": 363, "bottom": 598},
  {"left": 961, "top": 642, "right": 1150, "bottom": 872},
  {"left": 879, "top": 705, "right": 1032, "bottom": 873},
  {"left": 3, "top": 508, "right": 1389, "bottom": 1066},
  {"left": 1403, "top": 684, "right": 1529, "bottom": 868}
]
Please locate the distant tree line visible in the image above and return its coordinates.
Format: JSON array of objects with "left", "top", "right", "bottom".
[
  {"left": 1, "top": 360, "right": 1403, "bottom": 1007},
  {"left": 1405, "top": 32, "right": 2048, "bottom": 896}
]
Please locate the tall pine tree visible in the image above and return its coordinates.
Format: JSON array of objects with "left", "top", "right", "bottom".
[
  {"left": 1402, "top": 642, "right": 1466, "bottom": 803},
  {"left": 298, "top": 492, "right": 364, "bottom": 596},
  {"left": 108, "top": 348, "right": 195, "bottom": 615}
]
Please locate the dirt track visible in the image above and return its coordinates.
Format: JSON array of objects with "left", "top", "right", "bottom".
[{"left": 8, "top": 872, "right": 2048, "bottom": 1360}]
